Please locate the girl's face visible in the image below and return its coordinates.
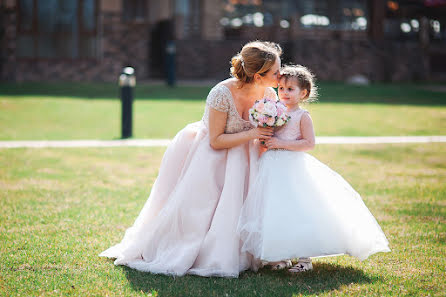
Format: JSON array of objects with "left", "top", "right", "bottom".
[
  {"left": 257, "top": 57, "right": 281, "bottom": 88},
  {"left": 278, "top": 77, "right": 307, "bottom": 107}
]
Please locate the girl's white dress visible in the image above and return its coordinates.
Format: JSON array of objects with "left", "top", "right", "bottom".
[
  {"left": 100, "top": 82, "right": 276, "bottom": 277},
  {"left": 237, "top": 108, "right": 390, "bottom": 262}
]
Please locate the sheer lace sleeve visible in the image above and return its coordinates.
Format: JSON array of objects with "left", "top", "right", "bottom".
[
  {"left": 206, "top": 85, "right": 230, "bottom": 112},
  {"left": 202, "top": 84, "right": 254, "bottom": 134},
  {"left": 264, "top": 87, "right": 278, "bottom": 101}
]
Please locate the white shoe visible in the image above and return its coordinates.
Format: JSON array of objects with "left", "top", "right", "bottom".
[{"left": 289, "top": 258, "right": 312, "bottom": 273}]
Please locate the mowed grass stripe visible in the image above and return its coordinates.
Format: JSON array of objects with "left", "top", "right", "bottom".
[
  {"left": 1, "top": 98, "right": 445, "bottom": 140},
  {"left": 1, "top": 82, "right": 446, "bottom": 140}
]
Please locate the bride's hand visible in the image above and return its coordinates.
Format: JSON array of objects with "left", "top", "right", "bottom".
[{"left": 249, "top": 127, "right": 274, "bottom": 140}]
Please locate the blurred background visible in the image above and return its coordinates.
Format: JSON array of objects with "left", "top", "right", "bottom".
[{"left": 1, "top": 0, "right": 446, "bottom": 83}]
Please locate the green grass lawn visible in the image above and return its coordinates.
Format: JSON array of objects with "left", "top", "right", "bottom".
[
  {"left": 0, "top": 82, "right": 445, "bottom": 140},
  {"left": 1, "top": 143, "right": 445, "bottom": 296}
]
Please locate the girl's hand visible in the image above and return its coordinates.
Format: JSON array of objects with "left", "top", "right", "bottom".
[
  {"left": 258, "top": 143, "right": 268, "bottom": 158},
  {"left": 265, "top": 137, "right": 283, "bottom": 149},
  {"left": 249, "top": 127, "right": 274, "bottom": 140}
]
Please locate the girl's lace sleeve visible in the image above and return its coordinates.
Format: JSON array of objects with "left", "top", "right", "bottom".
[
  {"left": 265, "top": 87, "right": 278, "bottom": 101},
  {"left": 206, "top": 85, "right": 230, "bottom": 113}
]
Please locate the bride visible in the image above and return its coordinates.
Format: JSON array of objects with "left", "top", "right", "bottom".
[{"left": 100, "top": 41, "right": 282, "bottom": 277}]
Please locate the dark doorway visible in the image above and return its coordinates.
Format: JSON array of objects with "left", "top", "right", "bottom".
[{"left": 149, "top": 19, "right": 174, "bottom": 78}]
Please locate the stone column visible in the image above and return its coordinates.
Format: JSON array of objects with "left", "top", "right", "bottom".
[
  {"left": 419, "top": 17, "right": 430, "bottom": 49},
  {"left": 368, "top": 0, "right": 385, "bottom": 41},
  {"left": 289, "top": 13, "right": 301, "bottom": 40},
  {"left": 149, "top": 0, "right": 172, "bottom": 24},
  {"left": 201, "top": 0, "right": 223, "bottom": 40},
  {"left": 100, "top": 0, "right": 121, "bottom": 12},
  {"left": 419, "top": 16, "right": 431, "bottom": 80}
]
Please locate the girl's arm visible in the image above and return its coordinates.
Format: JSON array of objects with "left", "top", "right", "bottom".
[
  {"left": 208, "top": 108, "right": 274, "bottom": 150},
  {"left": 265, "top": 113, "right": 315, "bottom": 151}
]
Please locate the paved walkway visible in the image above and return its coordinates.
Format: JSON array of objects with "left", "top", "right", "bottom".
[{"left": 0, "top": 136, "right": 445, "bottom": 148}]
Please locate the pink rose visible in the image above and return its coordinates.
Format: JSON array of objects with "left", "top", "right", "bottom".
[
  {"left": 266, "top": 116, "right": 275, "bottom": 126},
  {"left": 258, "top": 115, "right": 268, "bottom": 126},
  {"left": 256, "top": 101, "right": 265, "bottom": 113}
]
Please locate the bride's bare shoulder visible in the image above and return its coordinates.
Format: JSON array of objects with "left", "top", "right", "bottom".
[{"left": 219, "top": 78, "right": 238, "bottom": 90}]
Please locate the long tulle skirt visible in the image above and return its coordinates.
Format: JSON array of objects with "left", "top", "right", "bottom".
[
  {"left": 237, "top": 150, "right": 390, "bottom": 262},
  {"left": 100, "top": 121, "right": 260, "bottom": 277}
]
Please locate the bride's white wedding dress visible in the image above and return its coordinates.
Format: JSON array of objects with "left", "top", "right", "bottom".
[
  {"left": 100, "top": 82, "right": 278, "bottom": 277},
  {"left": 237, "top": 108, "right": 390, "bottom": 262}
]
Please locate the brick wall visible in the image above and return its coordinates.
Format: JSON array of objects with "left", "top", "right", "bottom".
[
  {"left": 0, "top": 4, "right": 434, "bottom": 83},
  {"left": 1, "top": 7, "right": 151, "bottom": 82},
  {"left": 175, "top": 39, "right": 430, "bottom": 82},
  {"left": 99, "top": 12, "right": 151, "bottom": 82}
]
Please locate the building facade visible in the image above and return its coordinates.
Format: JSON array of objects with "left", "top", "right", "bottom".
[{"left": 1, "top": 0, "right": 445, "bottom": 82}]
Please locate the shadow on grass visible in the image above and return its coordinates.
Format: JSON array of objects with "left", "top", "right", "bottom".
[
  {"left": 1, "top": 82, "right": 446, "bottom": 106},
  {"left": 119, "top": 262, "right": 378, "bottom": 297}
]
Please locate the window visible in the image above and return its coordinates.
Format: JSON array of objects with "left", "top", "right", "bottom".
[
  {"left": 384, "top": 1, "right": 446, "bottom": 43},
  {"left": 175, "top": 0, "right": 201, "bottom": 39},
  {"left": 220, "top": 0, "right": 368, "bottom": 32},
  {"left": 123, "top": 0, "right": 148, "bottom": 23},
  {"left": 17, "top": 0, "right": 98, "bottom": 59}
]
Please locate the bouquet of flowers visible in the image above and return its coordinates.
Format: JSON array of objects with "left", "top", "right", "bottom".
[
  {"left": 249, "top": 97, "right": 290, "bottom": 128},
  {"left": 249, "top": 98, "right": 290, "bottom": 144}
]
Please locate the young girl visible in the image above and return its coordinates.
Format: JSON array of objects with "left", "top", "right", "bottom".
[{"left": 237, "top": 65, "right": 390, "bottom": 273}]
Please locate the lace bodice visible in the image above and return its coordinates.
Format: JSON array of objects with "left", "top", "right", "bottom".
[
  {"left": 202, "top": 83, "right": 278, "bottom": 134},
  {"left": 274, "top": 108, "right": 308, "bottom": 141}
]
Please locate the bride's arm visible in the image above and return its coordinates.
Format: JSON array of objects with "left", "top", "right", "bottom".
[{"left": 208, "top": 108, "right": 274, "bottom": 150}]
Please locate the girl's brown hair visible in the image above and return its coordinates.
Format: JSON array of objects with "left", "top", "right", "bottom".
[
  {"left": 230, "top": 41, "right": 282, "bottom": 86},
  {"left": 280, "top": 64, "right": 318, "bottom": 102}
]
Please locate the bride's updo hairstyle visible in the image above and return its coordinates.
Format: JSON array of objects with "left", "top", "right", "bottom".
[{"left": 230, "top": 41, "right": 282, "bottom": 86}]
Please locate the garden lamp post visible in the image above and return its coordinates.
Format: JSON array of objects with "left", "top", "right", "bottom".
[{"left": 119, "top": 67, "right": 136, "bottom": 139}]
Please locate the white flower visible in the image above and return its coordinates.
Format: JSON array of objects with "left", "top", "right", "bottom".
[
  {"left": 276, "top": 117, "right": 285, "bottom": 126},
  {"left": 263, "top": 101, "right": 277, "bottom": 117}
]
